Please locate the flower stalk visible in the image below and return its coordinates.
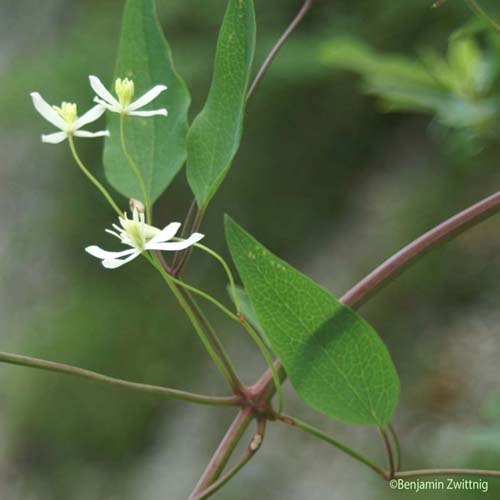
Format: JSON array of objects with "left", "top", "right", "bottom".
[
  {"left": 189, "top": 241, "right": 242, "bottom": 313},
  {"left": 148, "top": 253, "right": 243, "bottom": 393},
  {"left": 68, "top": 135, "right": 122, "bottom": 216},
  {"left": 119, "top": 114, "right": 152, "bottom": 223}
]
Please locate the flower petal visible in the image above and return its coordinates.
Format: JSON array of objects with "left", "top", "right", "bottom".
[
  {"left": 74, "top": 130, "right": 110, "bottom": 138},
  {"left": 148, "top": 222, "right": 181, "bottom": 245},
  {"left": 85, "top": 245, "right": 136, "bottom": 260},
  {"left": 41, "top": 131, "right": 67, "bottom": 144},
  {"left": 73, "top": 104, "right": 106, "bottom": 129},
  {"left": 105, "top": 229, "right": 122, "bottom": 239},
  {"left": 94, "top": 97, "right": 119, "bottom": 112},
  {"left": 128, "top": 85, "right": 167, "bottom": 111},
  {"left": 128, "top": 109, "right": 168, "bottom": 117},
  {"left": 89, "top": 75, "right": 120, "bottom": 107},
  {"left": 147, "top": 232, "right": 204, "bottom": 251},
  {"left": 103, "top": 251, "right": 141, "bottom": 269},
  {"left": 31, "top": 92, "right": 67, "bottom": 130}
]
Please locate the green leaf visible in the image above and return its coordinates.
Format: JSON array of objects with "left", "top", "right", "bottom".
[
  {"left": 319, "top": 37, "right": 440, "bottom": 91},
  {"left": 103, "top": 0, "right": 190, "bottom": 204},
  {"left": 186, "top": 0, "right": 256, "bottom": 209},
  {"left": 319, "top": 36, "right": 499, "bottom": 132},
  {"left": 225, "top": 217, "right": 400, "bottom": 426}
]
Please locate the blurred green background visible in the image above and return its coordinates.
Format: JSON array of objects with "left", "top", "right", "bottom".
[{"left": 2, "top": 0, "right": 500, "bottom": 498}]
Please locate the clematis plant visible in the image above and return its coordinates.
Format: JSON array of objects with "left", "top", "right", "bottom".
[
  {"left": 89, "top": 75, "right": 168, "bottom": 117},
  {"left": 85, "top": 207, "right": 204, "bottom": 269},
  {"left": 9, "top": 1, "right": 500, "bottom": 499},
  {"left": 30, "top": 92, "right": 109, "bottom": 144}
]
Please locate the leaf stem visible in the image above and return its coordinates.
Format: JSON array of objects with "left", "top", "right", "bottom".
[
  {"left": 278, "top": 414, "right": 387, "bottom": 479},
  {"left": 389, "top": 423, "right": 402, "bottom": 471},
  {"left": 119, "top": 114, "right": 152, "bottom": 222},
  {"left": 67, "top": 135, "right": 122, "bottom": 217},
  {"left": 0, "top": 351, "right": 239, "bottom": 407},
  {"left": 379, "top": 427, "right": 395, "bottom": 479}
]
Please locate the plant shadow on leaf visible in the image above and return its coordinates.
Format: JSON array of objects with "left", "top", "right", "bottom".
[{"left": 289, "top": 308, "right": 400, "bottom": 428}]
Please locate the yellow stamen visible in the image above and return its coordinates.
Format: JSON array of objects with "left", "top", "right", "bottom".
[
  {"left": 115, "top": 78, "right": 135, "bottom": 109},
  {"left": 53, "top": 102, "right": 78, "bottom": 125},
  {"left": 116, "top": 208, "right": 159, "bottom": 250}
]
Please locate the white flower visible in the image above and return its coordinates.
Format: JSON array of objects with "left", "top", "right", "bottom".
[
  {"left": 30, "top": 92, "right": 109, "bottom": 144},
  {"left": 89, "top": 75, "right": 168, "bottom": 117},
  {"left": 85, "top": 208, "right": 203, "bottom": 269}
]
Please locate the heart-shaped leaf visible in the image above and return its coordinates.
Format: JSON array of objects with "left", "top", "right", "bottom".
[
  {"left": 186, "top": 0, "right": 256, "bottom": 209},
  {"left": 225, "top": 216, "right": 400, "bottom": 426},
  {"left": 103, "top": 0, "right": 190, "bottom": 204}
]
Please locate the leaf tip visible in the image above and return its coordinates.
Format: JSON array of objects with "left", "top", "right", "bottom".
[{"left": 223, "top": 213, "right": 237, "bottom": 233}]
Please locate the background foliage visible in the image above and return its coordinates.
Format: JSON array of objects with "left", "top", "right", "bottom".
[{"left": 2, "top": 0, "right": 500, "bottom": 498}]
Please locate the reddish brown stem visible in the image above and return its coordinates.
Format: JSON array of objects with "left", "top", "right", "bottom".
[
  {"left": 246, "top": 0, "right": 315, "bottom": 101},
  {"left": 188, "top": 408, "right": 255, "bottom": 499},
  {"left": 171, "top": 199, "right": 197, "bottom": 271},
  {"left": 395, "top": 469, "right": 500, "bottom": 478},
  {"left": 341, "top": 189, "right": 500, "bottom": 308},
  {"left": 191, "top": 418, "right": 267, "bottom": 500},
  {"left": 173, "top": 208, "right": 205, "bottom": 277}
]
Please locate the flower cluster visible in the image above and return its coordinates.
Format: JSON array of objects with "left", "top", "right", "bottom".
[
  {"left": 31, "top": 75, "right": 168, "bottom": 144},
  {"left": 31, "top": 77, "right": 202, "bottom": 269}
]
